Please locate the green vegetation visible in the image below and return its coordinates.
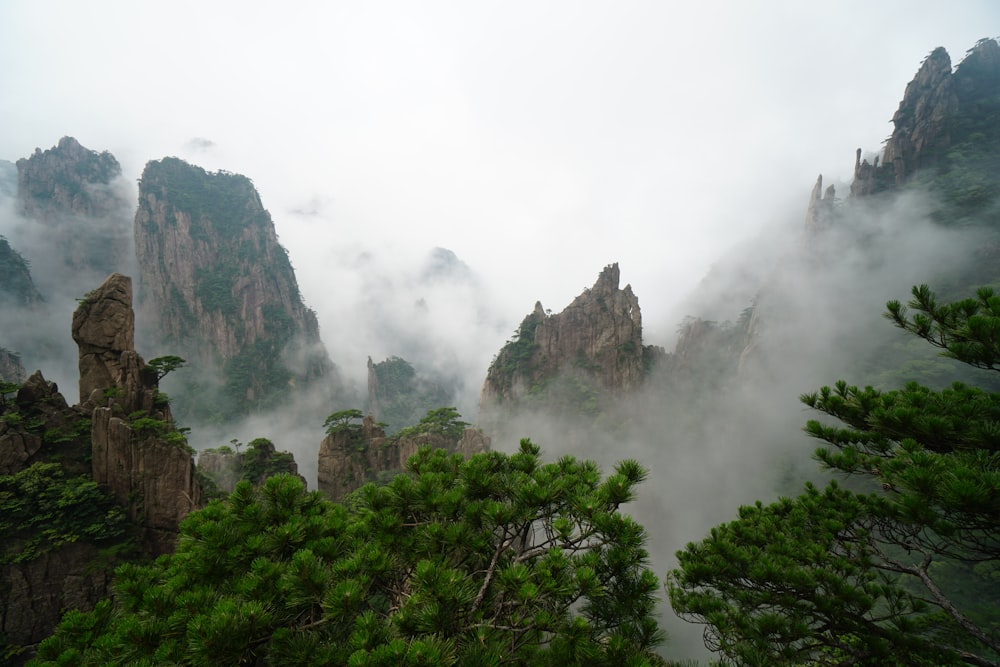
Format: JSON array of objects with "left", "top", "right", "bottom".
[
  {"left": 0, "top": 463, "right": 129, "bottom": 564},
  {"left": 146, "top": 355, "right": 187, "bottom": 382},
  {"left": 194, "top": 262, "right": 239, "bottom": 316},
  {"left": 489, "top": 310, "right": 544, "bottom": 383},
  {"left": 241, "top": 438, "right": 296, "bottom": 484},
  {"left": 368, "top": 357, "right": 452, "bottom": 435},
  {"left": 0, "top": 236, "right": 41, "bottom": 306},
  {"left": 668, "top": 284, "right": 1000, "bottom": 666},
  {"left": 396, "top": 406, "right": 469, "bottom": 441},
  {"left": 323, "top": 408, "right": 365, "bottom": 438},
  {"left": 141, "top": 158, "right": 259, "bottom": 239},
  {"left": 32, "top": 442, "right": 664, "bottom": 666},
  {"left": 0, "top": 381, "right": 19, "bottom": 408}
]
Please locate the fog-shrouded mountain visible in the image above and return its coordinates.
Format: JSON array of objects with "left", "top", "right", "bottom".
[
  {"left": 134, "top": 157, "right": 339, "bottom": 421},
  {"left": 1, "top": 37, "right": 999, "bottom": 665}
]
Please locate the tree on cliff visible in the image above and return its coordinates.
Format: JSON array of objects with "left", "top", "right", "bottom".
[
  {"left": 32, "top": 441, "right": 665, "bottom": 666},
  {"left": 668, "top": 284, "right": 1000, "bottom": 666}
]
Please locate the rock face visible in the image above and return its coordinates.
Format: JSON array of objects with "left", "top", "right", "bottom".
[
  {"left": 803, "top": 175, "right": 836, "bottom": 235},
  {"left": 71, "top": 274, "right": 139, "bottom": 405},
  {"left": 0, "top": 237, "right": 43, "bottom": 307},
  {"left": 851, "top": 39, "right": 1000, "bottom": 197},
  {"left": 72, "top": 273, "right": 203, "bottom": 554},
  {"left": 134, "top": 157, "right": 335, "bottom": 419},
  {"left": 317, "top": 416, "right": 490, "bottom": 501},
  {"left": 1, "top": 542, "right": 113, "bottom": 663},
  {"left": 15, "top": 137, "right": 133, "bottom": 278},
  {"left": 198, "top": 438, "right": 303, "bottom": 495},
  {"left": 0, "top": 348, "right": 25, "bottom": 384},
  {"left": 366, "top": 356, "right": 451, "bottom": 434},
  {"left": 479, "top": 263, "right": 653, "bottom": 424}
]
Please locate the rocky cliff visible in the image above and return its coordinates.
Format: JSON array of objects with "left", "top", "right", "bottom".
[
  {"left": 851, "top": 38, "right": 1000, "bottom": 199},
  {"left": 134, "top": 157, "right": 335, "bottom": 419},
  {"left": 197, "top": 437, "right": 303, "bottom": 495},
  {"left": 317, "top": 414, "right": 490, "bottom": 500},
  {"left": 15, "top": 137, "right": 133, "bottom": 278},
  {"left": 0, "top": 236, "right": 42, "bottom": 307},
  {"left": 1, "top": 271, "right": 216, "bottom": 662},
  {"left": 479, "top": 263, "right": 656, "bottom": 428},
  {"left": 366, "top": 356, "right": 451, "bottom": 434},
  {"left": 73, "top": 273, "right": 203, "bottom": 555},
  {"left": 0, "top": 348, "right": 25, "bottom": 384}
]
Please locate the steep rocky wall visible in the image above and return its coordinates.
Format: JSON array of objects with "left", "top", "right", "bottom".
[
  {"left": 73, "top": 273, "right": 203, "bottom": 554},
  {"left": 15, "top": 137, "right": 133, "bottom": 278},
  {"left": 0, "top": 348, "right": 26, "bottom": 384},
  {"left": 479, "top": 263, "right": 650, "bottom": 419},
  {"left": 0, "top": 237, "right": 43, "bottom": 307},
  {"left": 0, "top": 542, "right": 113, "bottom": 662},
  {"left": 317, "top": 415, "right": 490, "bottom": 500},
  {"left": 851, "top": 38, "right": 1000, "bottom": 197},
  {"left": 90, "top": 407, "right": 201, "bottom": 554},
  {"left": 133, "top": 157, "right": 334, "bottom": 417}
]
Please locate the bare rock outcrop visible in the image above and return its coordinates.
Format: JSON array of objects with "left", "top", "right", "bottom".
[
  {"left": 15, "top": 137, "right": 133, "bottom": 278},
  {"left": 317, "top": 416, "right": 489, "bottom": 501},
  {"left": 197, "top": 438, "right": 304, "bottom": 495},
  {"left": 0, "top": 347, "right": 26, "bottom": 384},
  {"left": 850, "top": 39, "right": 1000, "bottom": 198},
  {"left": 71, "top": 273, "right": 140, "bottom": 405},
  {"left": 479, "top": 263, "right": 653, "bottom": 423},
  {"left": 0, "top": 542, "right": 113, "bottom": 662},
  {"left": 90, "top": 407, "right": 201, "bottom": 554},
  {"left": 0, "top": 237, "right": 43, "bottom": 308},
  {"left": 803, "top": 175, "right": 836, "bottom": 235},
  {"left": 73, "top": 273, "right": 202, "bottom": 554},
  {"left": 133, "top": 157, "right": 335, "bottom": 418}
]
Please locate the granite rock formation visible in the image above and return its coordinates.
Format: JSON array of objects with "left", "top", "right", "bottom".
[
  {"left": 851, "top": 38, "right": 1000, "bottom": 197},
  {"left": 0, "top": 348, "right": 26, "bottom": 384},
  {"left": 317, "top": 415, "right": 490, "bottom": 501},
  {"left": 73, "top": 273, "right": 203, "bottom": 554},
  {"left": 479, "top": 263, "right": 656, "bottom": 428},
  {"left": 0, "top": 237, "right": 43, "bottom": 307},
  {"left": 134, "top": 157, "right": 335, "bottom": 419},
  {"left": 15, "top": 136, "right": 133, "bottom": 278},
  {"left": 197, "top": 438, "right": 303, "bottom": 495}
]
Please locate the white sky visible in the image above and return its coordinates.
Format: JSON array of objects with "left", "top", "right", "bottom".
[{"left": 1, "top": 1, "right": 997, "bottom": 386}]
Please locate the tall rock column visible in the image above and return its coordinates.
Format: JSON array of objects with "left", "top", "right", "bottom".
[{"left": 72, "top": 273, "right": 202, "bottom": 554}]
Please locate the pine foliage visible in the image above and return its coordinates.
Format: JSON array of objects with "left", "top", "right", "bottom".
[
  {"left": 668, "top": 285, "right": 1000, "bottom": 666},
  {"left": 32, "top": 441, "right": 665, "bottom": 666}
]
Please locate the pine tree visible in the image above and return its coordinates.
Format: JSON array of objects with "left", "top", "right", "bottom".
[
  {"left": 668, "top": 284, "right": 1000, "bottom": 666},
  {"left": 32, "top": 440, "right": 665, "bottom": 666}
]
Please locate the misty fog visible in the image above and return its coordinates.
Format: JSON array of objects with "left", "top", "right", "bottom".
[{"left": 2, "top": 3, "right": 998, "bottom": 662}]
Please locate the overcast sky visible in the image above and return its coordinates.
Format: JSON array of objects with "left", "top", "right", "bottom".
[{"left": 1, "top": 1, "right": 997, "bottom": 387}]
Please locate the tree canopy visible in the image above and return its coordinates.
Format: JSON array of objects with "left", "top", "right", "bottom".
[
  {"left": 668, "top": 284, "right": 1000, "bottom": 666},
  {"left": 32, "top": 440, "right": 665, "bottom": 666}
]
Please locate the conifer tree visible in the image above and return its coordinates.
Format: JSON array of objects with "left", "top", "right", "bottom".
[
  {"left": 668, "top": 284, "right": 1000, "bottom": 666},
  {"left": 32, "top": 440, "right": 665, "bottom": 666}
]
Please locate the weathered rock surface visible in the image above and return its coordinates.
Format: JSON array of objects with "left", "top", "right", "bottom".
[
  {"left": 72, "top": 273, "right": 202, "bottom": 553},
  {"left": 198, "top": 439, "right": 303, "bottom": 494},
  {"left": 90, "top": 407, "right": 201, "bottom": 554},
  {"left": 0, "top": 348, "right": 26, "bottom": 384},
  {"left": 803, "top": 175, "right": 836, "bottom": 235},
  {"left": 479, "top": 263, "right": 654, "bottom": 423},
  {"left": 0, "top": 542, "right": 113, "bottom": 662},
  {"left": 15, "top": 136, "right": 133, "bottom": 277},
  {"left": 71, "top": 273, "right": 139, "bottom": 405},
  {"left": 851, "top": 39, "right": 1000, "bottom": 197},
  {"left": 0, "top": 237, "right": 43, "bottom": 307},
  {"left": 0, "top": 372, "right": 75, "bottom": 476},
  {"left": 133, "top": 157, "right": 335, "bottom": 417},
  {"left": 317, "top": 415, "right": 490, "bottom": 501}
]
